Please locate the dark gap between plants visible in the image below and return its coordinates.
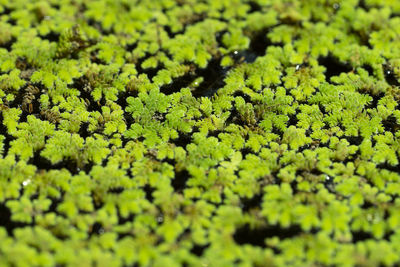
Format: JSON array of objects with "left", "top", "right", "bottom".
[
  {"left": 89, "top": 222, "right": 105, "bottom": 237},
  {"left": 352, "top": 230, "right": 374, "bottom": 242},
  {"left": 132, "top": 53, "right": 164, "bottom": 81},
  {"left": 190, "top": 243, "right": 209, "bottom": 256},
  {"left": 117, "top": 209, "right": 135, "bottom": 228},
  {"left": 384, "top": 68, "right": 400, "bottom": 87},
  {"left": 171, "top": 131, "right": 192, "bottom": 149},
  {"left": 233, "top": 91, "right": 252, "bottom": 103},
  {"left": 350, "top": 29, "right": 372, "bottom": 48},
  {"left": 240, "top": 147, "right": 254, "bottom": 159},
  {"left": 87, "top": 18, "right": 113, "bottom": 35},
  {"left": 207, "top": 129, "right": 223, "bottom": 139},
  {"left": 290, "top": 180, "right": 299, "bottom": 194},
  {"left": 89, "top": 50, "right": 104, "bottom": 65},
  {"left": 271, "top": 125, "right": 283, "bottom": 137},
  {"left": 306, "top": 168, "right": 324, "bottom": 177},
  {"left": 120, "top": 2, "right": 131, "bottom": 12},
  {"left": 78, "top": 121, "right": 91, "bottom": 138},
  {"left": 383, "top": 231, "right": 395, "bottom": 242},
  {"left": 0, "top": 203, "right": 32, "bottom": 236},
  {"left": 248, "top": 1, "right": 262, "bottom": 13},
  {"left": 241, "top": 193, "right": 263, "bottom": 212},
  {"left": 160, "top": 70, "right": 197, "bottom": 95},
  {"left": 91, "top": 190, "right": 104, "bottom": 210},
  {"left": 358, "top": 0, "right": 371, "bottom": 11},
  {"left": 28, "top": 150, "right": 93, "bottom": 175},
  {"left": 360, "top": 201, "right": 374, "bottom": 210},
  {"left": 376, "top": 163, "right": 400, "bottom": 175},
  {"left": 136, "top": 64, "right": 160, "bottom": 82},
  {"left": 160, "top": 59, "right": 227, "bottom": 98},
  {"left": 0, "top": 6, "right": 12, "bottom": 15},
  {"left": 125, "top": 40, "right": 138, "bottom": 53},
  {"left": 40, "top": 31, "right": 61, "bottom": 43},
  {"left": 108, "top": 187, "right": 125, "bottom": 194},
  {"left": 215, "top": 30, "right": 228, "bottom": 47},
  {"left": 245, "top": 29, "right": 271, "bottom": 61},
  {"left": 287, "top": 113, "right": 299, "bottom": 127},
  {"left": 48, "top": 195, "right": 64, "bottom": 214},
  {"left": 0, "top": 113, "right": 12, "bottom": 155},
  {"left": 0, "top": 36, "right": 16, "bottom": 52},
  {"left": 171, "top": 169, "right": 190, "bottom": 193},
  {"left": 361, "top": 64, "right": 374, "bottom": 77},
  {"left": 143, "top": 184, "right": 154, "bottom": 202},
  {"left": 6, "top": 16, "right": 17, "bottom": 26},
  {"left": 161, "top": 26, "right": 273, "bottom": 98},
  {"left": 318, "top": 55, "right": 352, "bottom": 81},
  {"left": 343, "top": 135, "right": 363, "bottom": 146},
  {"left": 233, "top": 224, "right": 302, "bottom": 247},
  {"left": 382, "top": 115, "right": 400, "bottom": 133},
  {"left": 163, "top": 25, "right": 179, "bottom": 39},
  {"left": 192, "top": 58, "right": 228, "bottom": 98},
  {"left": 224, "top": 107, "right": 240, "bottom": 127},
  {"left": 50, "top": 2, "right": 60, "bottom": 9},
  {"left": 365, "top": 92, "right": 384, "bottom": 110},
  {"left": 71, "top": 77, "right": 104, "bottom": 113},
  {"left": 116, "top": 91, "right": 135, "bottom": 133}
]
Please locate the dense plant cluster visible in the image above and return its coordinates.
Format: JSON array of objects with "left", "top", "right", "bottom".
[{"left": 1, "top": 0, "right": 400, "bottom": 266}]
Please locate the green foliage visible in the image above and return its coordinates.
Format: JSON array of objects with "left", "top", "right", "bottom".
[
  {"left": 39, "top": 131, "right": 110, "bottom": 167},
  {"left": 1, "top": 0, "right": 400, "bottom": 266}
]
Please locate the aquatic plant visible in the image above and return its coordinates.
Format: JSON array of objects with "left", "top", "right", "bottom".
[{"left": 1, "top": 0, "right": 400, "bottom": 266}]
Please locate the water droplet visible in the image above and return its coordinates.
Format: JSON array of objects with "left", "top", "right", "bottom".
[
  {"left": 98, "top": 228, "right": 105, "bottom": 234},
  {"left": 386, "top": 70, "right": 391, "bottom": 75},
  {"left": 233, "top": 50, "right": 238, "bottom": 55},
  {"left": 157, "top": 215, "right": 164, "bottom": 223},
  {"left": 22, "top": 179, "right": 31, "bottom": 186},
  {"left": 333, "top": 3, "right": 340, "bottom": 10},
  {"left": 295, "top": 64, "right": 301, "bottom": 71}
]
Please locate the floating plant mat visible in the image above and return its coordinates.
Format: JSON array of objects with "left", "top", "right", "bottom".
[{"left": 1, "top": 0, "right": 400, "bottom": 266}]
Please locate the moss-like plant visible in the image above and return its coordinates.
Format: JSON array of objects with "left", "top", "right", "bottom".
[{"left": 1, "top": 0, "right": 400, "bottom": 266}]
